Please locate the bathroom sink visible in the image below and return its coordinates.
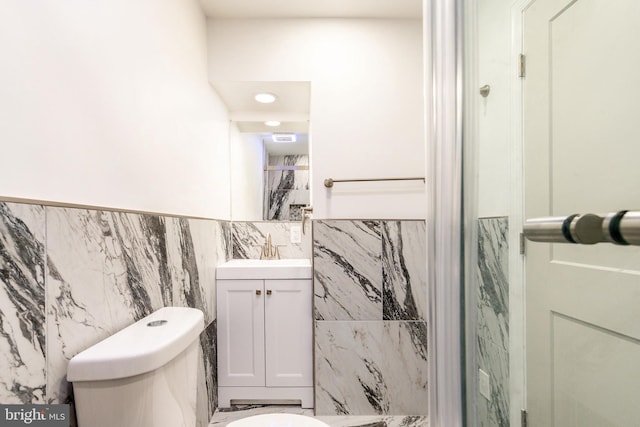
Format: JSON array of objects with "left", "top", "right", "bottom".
[{"left": 216, "top": 258, "right": 312, "bottom": 280}]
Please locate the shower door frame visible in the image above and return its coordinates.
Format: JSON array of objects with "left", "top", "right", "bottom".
[{"left": 424, "top": 0, "right": 465, "bottom": 426}]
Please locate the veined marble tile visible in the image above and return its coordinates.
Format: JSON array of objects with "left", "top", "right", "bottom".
[
  {"left": 266, "top": 155, "right": 309, "bottom": 190},
  {"left": 46, "top": 208, "right": 172, "bottom": 401},
  {"left": 0, "top": 202, "right": 46, "bottom": 403},
  {"left": 476, "top": 217, "right": 509, "bottom": 427},
  {"left": 384, "top": 321, "right": 429, "bottom": 415},
  {"left": 382, "top": 221, "right": 427, "bottom": 321},
  {"left": 265, "top": 189, "right": 310, "bottom": 221},
  {"left": 197, "top": 321, "right": 217, "bottom": 427},
  {"left": 232, "top": 221, "right": 311, "bottom": 260},
  {"left": 315, "top": 321, "right": 428, "bottom": 416},
  {"left": 168, "top": 218, "right": 228, "bottom": 326},
  {"left": 264, "top": 155, "right": 310, "bottom": 221},
  {"left": 315, "top": 321, "right": 384, "bottom": 415},
  {"left": 220, "top": 221, "right": 234, "bottom": 261},
  {"left": 265, "top": 169, "right": 309, "bottom": 193},
  {"left": 214, "top": 220, "right": 232, "bottom": 316},
  {"left": 104, "top": 211, "right": 173, "bottom": 315},
  {"left": 46, "top": 207, "right": 124, "bottom": 402},
  {"left": 313, "top": 221, "right": 382, "bottom": 321}
]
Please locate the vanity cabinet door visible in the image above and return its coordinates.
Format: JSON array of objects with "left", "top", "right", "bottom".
[
  {"left": 264, "top": 279, "right": 313, "bottom": 387},
  {"left": 217, "top": 279, "right": 265, "bottom": 387}
]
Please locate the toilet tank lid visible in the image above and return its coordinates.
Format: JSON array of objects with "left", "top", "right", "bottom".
[{"left": 67, "top": 307, "right": 204, "bottom": 382}]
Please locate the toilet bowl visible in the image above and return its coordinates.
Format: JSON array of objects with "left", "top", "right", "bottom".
[
  {"left": 227, "top": 413, "right": 330, "bottom": 427},
  {"left": 67, "top": 307, "right": 204, "bottom": 427}
]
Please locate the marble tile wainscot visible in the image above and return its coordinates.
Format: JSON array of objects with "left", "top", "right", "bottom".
[
  {"left": 0, "top": 201, "right": 232, "bottom": 427},
  {"left": 313, "top": 220, "right": 428, "bottom": 416},
  {"left": 0, "top": 203, "right": 46, "bottom": 403},
  {"left": 231, "top": 221, "right": 311, "bottom": 260},
  {"left": 476, "top": 217, "right": 509, "bottom": 427}
]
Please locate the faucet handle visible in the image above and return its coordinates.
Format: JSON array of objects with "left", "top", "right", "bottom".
[{"left": 302, "top": 206, "right": 313, "bottom": 235}]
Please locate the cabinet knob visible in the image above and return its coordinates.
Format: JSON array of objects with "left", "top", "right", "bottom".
[
  {"left": 266, "top": 289, "right": 272, "bottom": 296},
  {"left": 256, "top": 290, "right": 262, "bottom": 295}
]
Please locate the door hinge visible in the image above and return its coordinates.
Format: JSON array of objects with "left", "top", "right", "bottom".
[
  {"left": 519, "top": 53, "right": 526, "bottom": 78},
  {"left": 519, "top": 232, "right": 526, "bottom": 255},
  {"left": 521, "top": 409, "right": 528, "bottom": 427}
]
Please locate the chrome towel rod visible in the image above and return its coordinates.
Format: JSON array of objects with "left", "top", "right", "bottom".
[{"left": 324, "top": 177, "right": 426, "bottom": 188}]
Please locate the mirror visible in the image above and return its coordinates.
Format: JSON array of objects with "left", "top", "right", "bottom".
[
  {"left": 262, "top": 132, "right": 309, "bottom": 221},
  {"left": 214, "top": 81, "right": 311, "bottom": 221},
  {"left": 231, "top": 129, "right": 309, "bottom": 221}
]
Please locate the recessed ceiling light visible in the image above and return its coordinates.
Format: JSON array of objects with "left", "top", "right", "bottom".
[
  {"left": 264, "top": 120, "right": 281, "bottom": 127},
  {"left": 255, "top": 93, "right": 277, "bottom": 104}
]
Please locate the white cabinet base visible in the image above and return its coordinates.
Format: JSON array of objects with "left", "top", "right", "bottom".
[
  {"left": 218, "top": 387, "right": 314, "bottom": 409},
  {"left": 217, "top": 274, "right": 314, "bottom": 410}
]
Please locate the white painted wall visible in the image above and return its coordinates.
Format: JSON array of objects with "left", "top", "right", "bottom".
[
  {"left": 0, "top": 0, "right": 231, "bottom": 219},
  {"left": 207, "top": 19, "right": 426, "bottom": 219},
  {"left": 230, "top": 130, "right": 265, "bottom": 220}
]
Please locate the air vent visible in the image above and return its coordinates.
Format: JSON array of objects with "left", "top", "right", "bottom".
[{"left": 272, "top": 133, "right": 297, "bottom": 143}]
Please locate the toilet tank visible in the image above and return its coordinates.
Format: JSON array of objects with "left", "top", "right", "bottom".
[{"left": 67, "top": 307, "right": 204, "bottom": 427}]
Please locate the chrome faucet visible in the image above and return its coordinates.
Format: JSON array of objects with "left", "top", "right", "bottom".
[
  {"left": 259, "top": 233, "right": 281, "bottom": 260},
  {"left": 301, "top": 206, "right": 313, "bottom": 235}
]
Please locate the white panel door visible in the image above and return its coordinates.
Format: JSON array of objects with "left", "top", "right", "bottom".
[
  {"left": 217, "top": 279, "right": 265, "bottom": 387},
  {"left": 264, "top": 279, "right": 313, "bottom": 387},
  {"left": 524, "top": 0, "right": 640, "bottom": 425}
]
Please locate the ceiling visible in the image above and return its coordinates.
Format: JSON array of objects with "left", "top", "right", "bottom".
[
  {"left": 214, "top": 81, "right": 310, "bottom": 115},
  {"left": 200, "top": 0, "right": 422, "bottom": 19}
]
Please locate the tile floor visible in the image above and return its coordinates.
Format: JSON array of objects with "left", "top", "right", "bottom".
[{"left": 208, "top": 405, "right": 429, "bottom": 426}]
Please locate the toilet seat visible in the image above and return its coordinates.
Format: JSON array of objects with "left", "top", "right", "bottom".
[{"left": 226, "top": 413, "right": 330, "bottom": 427}]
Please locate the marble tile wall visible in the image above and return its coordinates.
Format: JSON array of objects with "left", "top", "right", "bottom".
[
  {"left": 0, "top": 203, "right": 46, "bottom": 403},
  {"left": 231, "top": 221, "right": 311, "bottom": 260},
  {"left": 1, "top": 201, "right": 430, "bottom": 423},
  {"left": 0, "top": 201, "right": 232, "bottom": 427},
  {"left": 476, "top": 217, "right": 509, "bottom": 427},
  {"left": 313, "top": 220, "right": 428, "bottom": 416},
  {"left": 264, "top": 155, "right": 310, "bottom": 221}
]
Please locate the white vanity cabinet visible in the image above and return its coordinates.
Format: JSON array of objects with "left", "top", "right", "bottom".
[{"left": 216, "top": 259, "right": 313, "bottom": 408}]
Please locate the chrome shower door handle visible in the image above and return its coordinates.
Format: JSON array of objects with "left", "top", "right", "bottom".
[
  {"left": 524, "top": 215, "right": 579, "bottom": 243},
  {"left": 524, "top": 213, "right": 604, "bottom": 244},
  {"left": 524, "top": 210, "right": 640, "bottom": 246},
  {"left": 602, "top": 210, "right": 640, "bottom": 245}
]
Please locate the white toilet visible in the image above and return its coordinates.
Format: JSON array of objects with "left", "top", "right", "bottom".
[
  {"left": 67, "top": 307, "right": 204, "bottom": 427},
  {"left": 228, "top": 414, "right": 330, "bottom": 427}
]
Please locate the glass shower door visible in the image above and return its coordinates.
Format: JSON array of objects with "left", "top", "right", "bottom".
[
  {"left": 462, "top": 0, "right": 524, "bottom": 424},
  {"left": 463, "top": 0, "right": 640, "bottom": 425}
]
